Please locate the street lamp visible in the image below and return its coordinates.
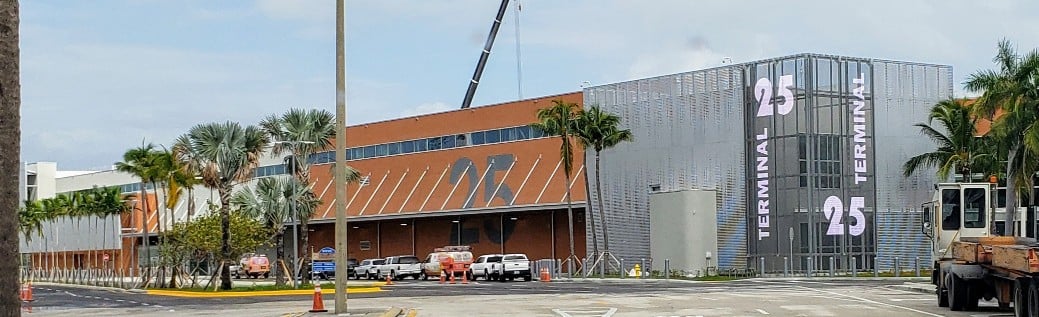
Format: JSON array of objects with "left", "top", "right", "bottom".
[{"left": 273, "top": 140, "right": 315, "bottom": 289}]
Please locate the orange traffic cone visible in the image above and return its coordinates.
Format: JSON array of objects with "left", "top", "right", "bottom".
[
  {"left": 540, "top": 268, "right": 551, "bottom": 282},
  {"left": 20, "top": 283, "right": 33, "bottom": 302},
  {"left": 439, "top": 271, "right": 446, "bottom": 284},
  {"left": 308, "top": 285, "right": 327, "bottom": 313},
  {"left": 384, "top": 273, "right": 394, "bottom": 285},
  {"left": 462, "top": 270, "right": 469, "bottom": 284},
  {"left": 449, "top": 270, "right": 456, "bottom": 284}
]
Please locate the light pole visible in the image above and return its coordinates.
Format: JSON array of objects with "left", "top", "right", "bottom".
[
  {"left": 334, "top": 0, "right": 349, "bottom": 312},
  {"left": 273, "top": 140, "right": 314, "bottom": 289}
]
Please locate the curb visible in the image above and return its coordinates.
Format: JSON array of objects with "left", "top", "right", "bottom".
[
  {"left": 31, "top": 282, "right": 140, "bottom": 293},
  {"left": 379, "top": 307, "right": 403, "bottom": 317},
  {"left": 146, "top": 286, "right": 383, "bottom": 298}
]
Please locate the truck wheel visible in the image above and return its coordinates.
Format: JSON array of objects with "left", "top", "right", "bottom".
[
  {"left": 422, "top": 270, "right": 429, "bottom": 280},
  {"left": 1029, "top": 280, "right": 1039, "bottom": 316},
  {"left": 949, "top": 274, "right": 968, "bottom": 311},
  {"left": 936, "top": 269, "right": 948, "bottom": 307},
  {"left": 1015, "top": 278, "right": 1030, "bottom": 317}
]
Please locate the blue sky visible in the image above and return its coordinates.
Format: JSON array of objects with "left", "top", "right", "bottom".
[{"left": 21, "top": 0, "right": 1039, "bottom": 169}]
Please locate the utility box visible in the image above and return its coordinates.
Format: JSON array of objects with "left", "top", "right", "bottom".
[{"left": 649, "top": 189, "right": 718, "bottom": 275}]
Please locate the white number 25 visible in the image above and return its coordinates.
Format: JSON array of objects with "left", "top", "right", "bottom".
[
  {"left": 755, "top": 74, "right": 794, "bottom": 117},
  {"left": 822, "top": 196, "right": 866, "bottom": 236}
]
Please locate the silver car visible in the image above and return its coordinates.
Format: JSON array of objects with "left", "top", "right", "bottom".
[{"left": 353, "top": 258, "right": 385, "bottom": 280}]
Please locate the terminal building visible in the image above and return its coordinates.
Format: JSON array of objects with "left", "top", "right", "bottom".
[{"left": 20, "top": 53, "right": 956, "bottom": 274}]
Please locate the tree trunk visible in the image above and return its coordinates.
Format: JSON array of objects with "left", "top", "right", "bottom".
[
  {"left": 186, "top": 187, "right": 195, "bottom": 222},
  {"left": 582, "top": 151, "right": 598, "bottom": 260},
  {"left": 274, "top": 230, "right": 285, "bottom": 286},
  {"left": 595, "top": 151, "right": 611, "bottom": 254},
  {"left": 564, "top": 170, "right": 576, "bottom": 263},
  {"left": 139, "top": 182, "right": 151, "bottom": 282},
  {"left": 219, "top": 184, "right": 233, "bottom": 290},
  {"left": 1005, "top": 144, "right": 1020, "bottom": 236},
  {"left": 300, "top": 218, "right": 311, "bottom": 285},
  {"left": 154, "top": 181, "right": 168, "bottom": 288},
  {"left": 0, "top": 1, "right": 18, "bottom": 312}
]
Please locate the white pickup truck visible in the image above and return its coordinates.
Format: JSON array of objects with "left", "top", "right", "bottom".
[
  {"left": 488, "top": 253, "right": 532, "bottom": 282},
  {"left": 469, "top": 254, "right": 503, "bottom": 281},
  {"left": 376, "top": 255, "right": 422, "bottom": 280}
]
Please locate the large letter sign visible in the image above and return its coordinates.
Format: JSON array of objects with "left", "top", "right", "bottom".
[{"left": 752, "top": 74, "right": 794, "bottom": 241}]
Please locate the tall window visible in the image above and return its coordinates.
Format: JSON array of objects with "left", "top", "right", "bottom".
[{"left": 799, "top": 134, "right": 841, "bottom": 188}]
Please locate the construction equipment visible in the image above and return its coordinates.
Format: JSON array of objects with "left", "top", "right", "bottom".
[
  {"left": 460, "top": 0, "right": 510, "bottom": 109},
  {"left": 924, "top": 181, "right": 1038, "bottom": 316}
]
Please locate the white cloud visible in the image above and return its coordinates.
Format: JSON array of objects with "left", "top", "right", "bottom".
[{"left": 400, "top": 102, "right": 454, "bottom": 118}]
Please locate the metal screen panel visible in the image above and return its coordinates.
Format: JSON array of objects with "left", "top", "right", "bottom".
[{"left": 584, "top": 65, "right": 747, "bottom": 270}]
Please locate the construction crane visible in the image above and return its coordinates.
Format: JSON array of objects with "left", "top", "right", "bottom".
[{"left": 460, "top": 0, "right": 510, "bottom": 109}]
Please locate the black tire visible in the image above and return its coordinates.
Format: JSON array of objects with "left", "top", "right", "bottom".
[
  {"left": 1015, "top": 278, "right": 1030, "bottom": 317},
  {"left": 949, "top": 274, "right": 968, "bottom": 311},
  {"left": 937, "top": 280, "right": 949, "bottom": 308},
  {"left": 263, "top": 273, "right": 269, "bottom": 279},
  {"left": 422, "top": 270, "right": 429, "bottom": 280},
  {"left": 484, "top": 270, "right": 491, "bottom": 281},
  {"left": 1029, "top": 280, "right": 1039, "bottom": 316}
]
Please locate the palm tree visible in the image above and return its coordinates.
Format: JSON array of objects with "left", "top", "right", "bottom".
[
  {"left": 531, "top": 100, "right": 580, "bottom": 272},
  {"left": 115, "top": 142, "right": 160, "bottom": 275},
  {"left": 573, "top": 105, "right": 633, "bottom": 270},
  {"left": 260, "top": 108, "right": 344, "bottom": 285},
  {"left": 903, "top": 98, "right": 996, "bottom": 181},
  {"left": 965, "top": 39, "right": 1039, "bottom": 236},
  {"left": 233, "top": 177, "right": 311, "bottom": 286},
  {"left": 172, "top": 121, "right": 268, "bottom": 290}
]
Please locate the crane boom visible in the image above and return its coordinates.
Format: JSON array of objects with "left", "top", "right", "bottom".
[{"left": 460, "top": 0, "right": 510, "bottom": 109}]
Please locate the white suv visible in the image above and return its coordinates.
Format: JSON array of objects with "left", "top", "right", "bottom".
[
  {"left": 469, "top": 254, "right": 503, "bottom": 281},
  {"left": 353, "top": 258, "right": 385, "bottom": 280}
]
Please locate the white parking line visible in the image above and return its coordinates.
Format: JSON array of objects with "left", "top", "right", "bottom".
[
  {"left": 756, "top": 308, "right": 770, "bottom": 315},
  {"left": 552, "top": 307, "right": 618, "bottom": 317}
]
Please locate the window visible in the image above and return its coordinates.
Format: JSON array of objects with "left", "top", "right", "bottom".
[
  {"left": 941, "top": 188, "right": 961, "bottom": 230},
  {"left": 531, "top": 127, "right": 546, "bottom": 138},
  {"left": 401, "top": 141, "right": 415, "bottom": 153},
  {"left": 963, "top": 188, "right": 987, "bottom": 228},
  {"left": 485, "top": 129, "right": 501, "bottom": 143},
  {"left": 387, "top": 142, "right": 400, "bottom": 155},
  {"left": 442, "top": 136, "right": 456, "bottom": 149},
  {"left": 427, "top": 137, "right": 442, "bottom": 150},
  {"left": 456, "top": 134, "right": 468, "bottom": 146},
  {"left": 375, "top": 144, "right": 388, "bottom": 156},
  {"left": 517, "top": 126, "right": 531, "bottom": 139},
  {"left": 471, "top": 131, "right": 486, "bottom": 145},
  {"left": 502, "top": 128, "right": 517, "bottom": 142},
  {"left": 363, "top": 146, "right": 376, "bottom": 158}
]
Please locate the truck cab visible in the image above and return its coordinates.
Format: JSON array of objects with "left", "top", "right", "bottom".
[
  {"left": 923, "top": 182, "right": 994, "bottom": 263},
  {"left": 922, "top": 182, "right": 1039, "bottom": 315}
]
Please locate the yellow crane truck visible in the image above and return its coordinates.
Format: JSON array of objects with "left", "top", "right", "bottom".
[{"left": 924, "top": 182, "right": 1038, "bottom": 316}]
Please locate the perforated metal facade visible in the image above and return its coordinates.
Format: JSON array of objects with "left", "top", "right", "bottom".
[
  {"left": 584, "top": 54, "right": 951, "bottom": 272},
  {"left": 584, "top": 66, "right": 747, "bottom": 269}
]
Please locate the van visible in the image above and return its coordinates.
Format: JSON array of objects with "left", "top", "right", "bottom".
[{"left": 421, "top": 246, "right": 474, "bottom": 280}]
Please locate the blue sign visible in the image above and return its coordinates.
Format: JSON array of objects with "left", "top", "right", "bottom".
[
  {"left": 313, "top": 261, "right": 335, "bottom": 273},
  {"left": 318, "top": 247, "right": 335, "bottom": 254}
]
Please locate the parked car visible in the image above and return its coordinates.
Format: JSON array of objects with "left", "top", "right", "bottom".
[
  {"left": 488, "top": 253, "right": 531, "bottom": 282},
  {"left": 421, "top": 246, "right": 474, "bottom": 280},
  {"left": 469, "top": 254, "right": 503, "bottom": 281},
  {"left": 353, "top": 258, "right": 385, "bottom": 280},
  {"left": 376, "top": 255, "right": 422, "bottom": 280}
]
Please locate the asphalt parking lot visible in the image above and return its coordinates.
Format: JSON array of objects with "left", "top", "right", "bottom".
[{"left": 22, "top": 278, "right": 1016, "bottom": 317}]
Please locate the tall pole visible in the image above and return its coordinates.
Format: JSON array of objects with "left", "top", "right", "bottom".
[
  {"left": 290, "top": 157, "right": 299, "bottom": 289},
  {"left": 333, "top": 0, "right": 349, "bottom": 313}
]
